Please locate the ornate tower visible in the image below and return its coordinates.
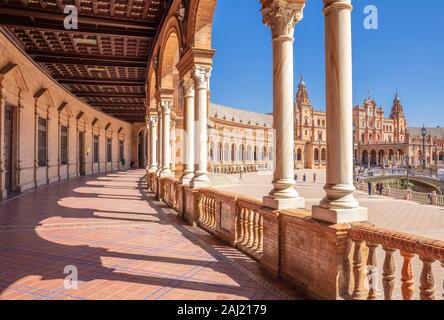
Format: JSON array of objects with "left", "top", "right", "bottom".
[
  {"left": 295, "top": 75, "right": 313, "bottom": 141},
  {"left": 390, "top": 93, "right": 407, "bottom": 143}
]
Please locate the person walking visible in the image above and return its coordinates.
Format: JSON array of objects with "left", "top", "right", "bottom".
[
  {"left": 313, "top": 172, "right": 317, "bottom": 183},
  {"left": 239, "top": 168, "right": 243, "bottom": 181},
  {"left": 379, "top": 182, "right": 384, "bottom": 195},
  {"left": 295, "top": 173, "right": 298, "bottom": 182},
  {"left": 303, "top": 173, "right": 307, "bottom": 183},
  {"left": 368, "top": 182, "right": 372, "bottom": 196}
]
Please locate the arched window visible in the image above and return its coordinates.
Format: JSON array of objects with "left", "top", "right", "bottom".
[
  {"left": 269, "top": 147, "right": 273, "bottom": 161},
  {"left": 263, "top": 146, "right": 267, "bottom": 160},
  {"left": 254, "top": 146, "right": 258, "bottom": 161},
  {"left": 224, "top": 143, "right": 229, "bottom": 162},
  {"left": 361, "top": 133, "right": 365, "bottom": 144},
  {"left": 217, "top": 142, "right": 223, "bottom": 161},
  {"left": 314, "top": 148, "right": 320, "bottom": 161},
  {"left": 240, "top": 145, "right": 245, "bottom": 161},
  {"left": 297, "top": 148, "right": 302, "bottom": 161},
  {"left": 321, "top": 148, "right": 326, "bottom": 161},
  {"left": 231, "top": 144, "right": 236, "bottom": 161}
]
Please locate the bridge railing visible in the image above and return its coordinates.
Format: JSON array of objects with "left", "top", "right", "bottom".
[{"left": 350, "top": 223, "right": 444, "bottom": 300}]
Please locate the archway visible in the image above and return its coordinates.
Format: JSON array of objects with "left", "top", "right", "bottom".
[
  {"left": 362, "top": 150, "right": 369, "bottom": 166},
  {"left": 378, "top": 150, "right": 385, "bottom": 166},
  {"left": 370, "top": 150, "right": 377, "bottom": 166}
]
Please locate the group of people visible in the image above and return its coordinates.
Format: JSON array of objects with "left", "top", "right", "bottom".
[
  {"left": 368, "top": 181, "right": 385, "bottom": 196},
  {"left": 295, "top": 173, "right": 317, "bottom": 184}
]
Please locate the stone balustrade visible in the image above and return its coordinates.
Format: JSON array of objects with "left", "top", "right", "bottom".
[
  {"left": 350, "top": 223, "right": 444, "bottom": 300},
  {"left": 236, "top": 196, "right": 264, "bottom": 260},
  {"left": 146, "top": 172, "right": 443, "bottom": 300},
  {"left": 209, "top": 162, "right": 272, "bottom": 174}
]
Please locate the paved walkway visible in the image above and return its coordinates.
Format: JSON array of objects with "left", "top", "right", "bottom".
[
  {"left": 217, "top": 170, "right": 444, "bottom": 240},
  {"left": 0, "top": 170, "right": 297, "bottom": 300}
]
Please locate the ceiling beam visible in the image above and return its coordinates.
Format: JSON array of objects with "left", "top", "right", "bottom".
[
  {"left": 57, "top": 78, "right": 146, "bottom": 86},
  {"left": 28, "top": 50, "right": 148, "bottom": 64},
  {"left": 0, "top": 14, "right": 156, "bottom": 38},
  {"left": 74, "top": 92, "right": 146, "bottom": 98},
  {"left": 0, "top": 6, "right": 158, "bottom": 30},
  {"left": 34, "top": 56, "right": 147, "bottom": 69},
  {"left": 88, "top": 101, "right": 145, "bottom": 106}
]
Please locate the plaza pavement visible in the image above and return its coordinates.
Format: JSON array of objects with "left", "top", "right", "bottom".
[{"left": 0, "top": 170, "right": 299, "bottom": 300}]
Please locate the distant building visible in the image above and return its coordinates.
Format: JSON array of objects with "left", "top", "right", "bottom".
[{"left": 207, "top": 78, "right": 444, "bottom": 173}]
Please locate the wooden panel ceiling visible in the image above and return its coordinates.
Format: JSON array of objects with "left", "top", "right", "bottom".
[{"left": 0, "top": 0, "right": 173, "bottom": 123}]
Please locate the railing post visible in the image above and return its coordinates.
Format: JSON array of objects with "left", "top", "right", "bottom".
[
  {"left": 366, "top": 243, "right": 379, "bottom": 300},
  {"left": 419, "top": 257, "right": 435, "bottom": 300},
  {"left": 352, "top": 240, "right": 367, "bottom": 300},
  {"left": 400, "top": 251, "right": 415, "bottom": 300},
  {"left": 382, "top": 247, "right": 396, "bottom": 300}
]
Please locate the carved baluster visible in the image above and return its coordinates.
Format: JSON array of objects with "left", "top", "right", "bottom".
[
  {"left": 419, "top": 257, "right": 435, "bottom": 300},
  {"left": 211, "top": 198, "right": 216, "bottom": 229},
  {"left": 203, "top": 197, "right": 208, "bottom": 225},
  {"left": 252, "top": 211, "right": 260, "bottom": 251},
  {"left": 247, "top": 210, "right": 255, "bottom": 248},
  {"left": 441, "top": 260, "right": 444, "bottom": 299},
  {"left": 237, "top": 207, "right": 244, "bottom": 244},
  {"left": 352, "top": 240, "right": 367, "bottom": 300},
  {"left": 382, "top": 247, "right": 396, "bottom": 300},
  {"left": 258, "top": 214, "right": 264, "bottom": 252},
  {"left": 367, "top": 243, "right": 379, "bottom": 300},
  {"left": 400, "top": 251, "right": 415, "bottom": 300},
  {"left": 241, "top": 209, "right": 249, "bottom": 245}
]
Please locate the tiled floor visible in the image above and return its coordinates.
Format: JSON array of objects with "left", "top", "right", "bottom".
[{"left": 0, "top": 170, "right": 297, "bottom": 300}]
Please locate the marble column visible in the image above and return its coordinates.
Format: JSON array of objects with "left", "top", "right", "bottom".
[
  {"left": 180, "top": 76, "right": 195, "bottom": 185},
  {"left": 156, "top": 109, "right": 163, "bottom": 176},
  {"left": 312, "top": 0, "right": 367, "bottom": 224},
  {"left": 190, "top": 66, "right": 211, "bottom": 188},
  {"left": 160, "top": 99, "right": 173, "bottom": 177},
  {"left": 0, "top": 89, "right": 6, "bottom": 199},
  {"left": 261, "top": 0, "right": 305, "bottom": 209},
  {"left": 170, "top": 119, "right": 176, "bottom": 173},
  {"left": 148, "top": 116, "right": 158, "bottom": 172}
]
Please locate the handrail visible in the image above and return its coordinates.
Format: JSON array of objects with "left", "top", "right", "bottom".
[{"left": 350, "top": 223, "right": 444, "bottom": 300}]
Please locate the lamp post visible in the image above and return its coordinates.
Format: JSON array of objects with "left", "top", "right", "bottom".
[{"left": 421, "top": 125, "right": 427, "bottom": 170}]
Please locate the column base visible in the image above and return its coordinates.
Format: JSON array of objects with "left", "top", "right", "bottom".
[
  {"left": 159, "top": 170, "right": 174, "bottom": 178},
  {"left": 147, "top": 166, "right": 158, "bottom": 173},
  {"left": 190, "top": 175, "right": 212, "bottom": 188},
  {"left": 312, "top": 205, "right": 368, "bottom": 224},
  {"left": 179, "top": 173, "right": 194, "bottom": 186},
  {"left": 263, "top": 196, "right": 305, "bottom": 210}
]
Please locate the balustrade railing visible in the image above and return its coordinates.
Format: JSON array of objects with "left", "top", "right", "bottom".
[
  {"left": 236, "top": 196, "right": 264, "bottom": 259},
  {"left": 350, "top": 223, "right": 444, "bottom": 300},
  {"left": 198, "top": 190, "right": 218, "bottom": 232},
  {"left": 411, "top": 191, "right": 430, "bottom": 204},
  {"left": 437, "top": 195, "right": 444, "bottom": 206}
]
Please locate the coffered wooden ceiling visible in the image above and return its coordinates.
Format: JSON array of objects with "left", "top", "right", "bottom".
[{"left": 0, "top": 0, "right": 173, "bottom": 123}]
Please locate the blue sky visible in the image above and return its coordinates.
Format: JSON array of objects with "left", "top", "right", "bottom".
[{"left": 211, "top": 0, "right": 444, "bottom": 127}]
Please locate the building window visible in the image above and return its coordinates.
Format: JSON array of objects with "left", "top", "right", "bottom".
[
  {"left": 119, "top": 140, "right": 124, "bottom": 161},
  {"left": 38, "top": 117, "right": 47, "bottom": 167},
  {"left": 60, "top": 125, "right": 68, "bottom": 165},
  {"left": 93, "top": 135, "right": 99, "bottom": 163},
  {"left": 106, "top": 138, "right": 112, "bottom": 162}
]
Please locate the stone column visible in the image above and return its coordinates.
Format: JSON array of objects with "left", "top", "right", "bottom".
[
  {"left": 148, "top": 116, "right": 158, "bottom": 172},
  {"left": 312, "top": 0, "right": 367, "bottom": 224},
  {"left": 170, "top": 119, "right": 176, "bottom": 173},
  {"left": 156, "top": 108, "right": 163, "bottom": 175},
  {"left": 160, "top": 99, "right": 173, "bottom": 177},
  {"left": 180, "top": 76, "right": 195, "bottom": 185},
  {"left": 261, "top": 0, "right": 305, "bottom": 209},
  {"left": 190, "top": 66, "right": 211, "bottom": 188},
  {"left": 0, "top": 89, "right": 6, "bottom": 199}
]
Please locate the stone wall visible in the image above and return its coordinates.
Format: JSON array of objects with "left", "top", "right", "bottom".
[{"left": 0, "top": 31, "right": 135, "bottom": 199}]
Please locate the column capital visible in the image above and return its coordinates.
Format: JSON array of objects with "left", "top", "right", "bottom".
[
  {"left": 160, "top": 99, "right": 173, "bottom": 115},
  {"left": 261, "top": 0, "right": 305, "bottom": 39},
  {"left": 181, "top": 76, "right": 195, "bottom": 98},
  {"left": 192, "top": 66, "right": 212, "bottom": 89}
]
